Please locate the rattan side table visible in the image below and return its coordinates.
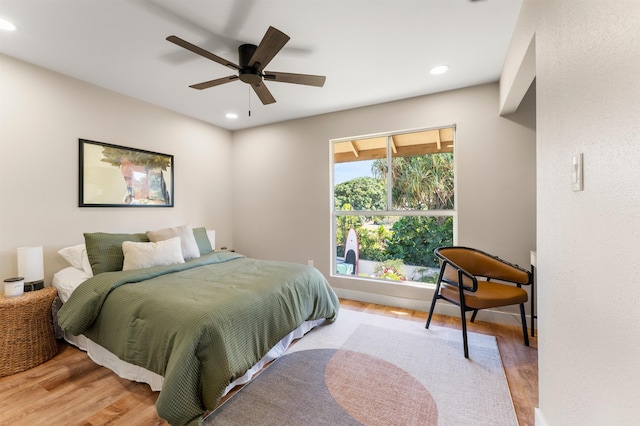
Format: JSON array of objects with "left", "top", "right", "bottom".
[{"left": 0, "top": 287, "right": 58, "bottom": 377}]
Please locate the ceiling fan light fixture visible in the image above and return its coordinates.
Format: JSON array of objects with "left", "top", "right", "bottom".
[
  {"left": 430, "top": 65, "right": 449, "bottom": 75},
  {"left": 0, "top": 18, "right": 16, "bottom": 31},
  {"left": 238, "top": 69, "right": 263, "bottom": 85}
]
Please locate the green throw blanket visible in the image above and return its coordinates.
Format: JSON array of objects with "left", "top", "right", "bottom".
[{"left": 58, "top": 252, "right": 340, "bottom": 426}]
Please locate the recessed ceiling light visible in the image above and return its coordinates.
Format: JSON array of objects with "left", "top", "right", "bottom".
[
  {"left": 225, "top": 113, "right": 238, "bottom": 119},
  {"left": 430, "top": 65, "right": 449, "bottom": 75},
  {"left": 0, "top": 18, "right": 16, "bottom": 31}
]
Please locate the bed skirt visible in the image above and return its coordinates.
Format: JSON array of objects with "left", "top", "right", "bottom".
[{"left": 63, "top": 318, "right": 325, "bottom": 395}]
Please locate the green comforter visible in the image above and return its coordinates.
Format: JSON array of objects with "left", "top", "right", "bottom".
[{"left": 57, "top": 251, "right": 339, "bottom": 426}]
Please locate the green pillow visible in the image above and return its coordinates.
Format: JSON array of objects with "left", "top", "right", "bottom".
[
  {"left": 192, "top": 227, "right": 213, "bottom": 255},
  {"left": 84, "top": 232, "right": 150, "bottom": 275}
]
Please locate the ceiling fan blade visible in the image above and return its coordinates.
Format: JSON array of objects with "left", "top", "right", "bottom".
[
  {"left": 190, "top": 75, "right": 239, "bottom": 90},
  {"left": 263, "top": 71, "right": 326, "bottom": 87},
  {"left": 248, "top": 26, "right": 290, "bottom": 71},
  {"left": 251, "top": 83, "right": 276, "bottom": 105},
  {"left": 166, "top": 35, "right": 241, "bottom": 71}
]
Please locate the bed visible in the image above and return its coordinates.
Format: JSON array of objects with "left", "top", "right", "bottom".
[{"left": 54, "top": 226, "right": 340, "bottom": 426}]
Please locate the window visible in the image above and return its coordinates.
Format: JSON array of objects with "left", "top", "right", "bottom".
[{"left": 331, "top": 126, "right": 456, "bottom": 284}]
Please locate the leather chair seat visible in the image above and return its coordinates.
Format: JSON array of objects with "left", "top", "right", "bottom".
[{"left": 441, "top": 281, "right": 528, "bottom": 310}]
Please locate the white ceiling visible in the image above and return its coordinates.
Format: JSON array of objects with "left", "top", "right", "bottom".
[{"left": 0, "top": 0, "right": 522, "bottom": 131}]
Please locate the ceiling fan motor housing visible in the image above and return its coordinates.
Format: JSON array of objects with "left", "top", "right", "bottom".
[
  {"left": 238, "top": 44, "right": 262, "bottom": 85},
  {"left": 166, "top": 26, "right": 325, "bottom": 104}
]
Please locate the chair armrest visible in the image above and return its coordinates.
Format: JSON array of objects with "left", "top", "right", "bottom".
[{"left": 439, "top": 258, "right": 478, "bottom": 292}]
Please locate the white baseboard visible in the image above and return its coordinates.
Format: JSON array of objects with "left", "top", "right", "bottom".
[
  {"left": 535, "top": 408, "right": 546, "bottom": 426},
  {"left": 334, "top": 287, "right": 535, "bottom": 330}
]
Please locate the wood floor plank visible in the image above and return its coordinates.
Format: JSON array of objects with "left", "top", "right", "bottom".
[
  {"left": 44, "top": 373, "right": 138, "bottom": 424},
  {"left": 0, "top": 299, "right": 537, "bottom": 425},
  {"left": 84, "top": 387, "right": 164, "bottom": 426}
]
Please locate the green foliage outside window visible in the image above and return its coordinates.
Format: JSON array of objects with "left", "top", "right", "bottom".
[
  {"left": 334, "top": 177, "right": 385, "bottom": 212},
  {"left": 372, "top": 153, "right": 454, "bottom": 210},
  {"left": 386, "top": 216, "right": 453, "bottom": 267},
  {"left": 356, "top": 225, "right": 390, "bottom": 262},
  {"left": 334, "top": 139, "right": 454, "bottom": 283},
  {"left": 373, "top": 259, "right": 407, "bottom": 281}
]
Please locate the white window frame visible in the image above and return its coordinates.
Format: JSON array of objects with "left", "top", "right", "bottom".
[{"left": 330, "top": 125, "right": 458, "bottom": 285}]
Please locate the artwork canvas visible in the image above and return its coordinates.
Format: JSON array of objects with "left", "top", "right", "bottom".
[{"left": 79, "top": 139, "right": 174, "bottom": 207}]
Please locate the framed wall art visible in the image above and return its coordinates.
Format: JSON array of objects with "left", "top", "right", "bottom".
[{"left": 79, "top": 139, "right": 174, "bottom": 207}]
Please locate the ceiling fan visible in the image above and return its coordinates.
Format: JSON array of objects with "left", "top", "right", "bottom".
[{"left": 166, "top": 26, "right": 326, "bottom": 105}]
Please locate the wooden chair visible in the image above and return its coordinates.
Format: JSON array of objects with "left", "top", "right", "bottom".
[{"left": 425, "top": 246, "right": 531, "bottom": 358}]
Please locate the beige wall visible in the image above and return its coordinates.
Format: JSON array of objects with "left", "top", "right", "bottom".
[
  {"left": 0, "top": 55, "right": 234, "bottom": 283},
  {"left": 503, "top": 1, "right": 640, "bottom": 425},
  {"left": 1, "top": 48, "right": 536, "bottom": 324},
  {"left": 231, "top": 82, "right": 536, "bottom": 317}
]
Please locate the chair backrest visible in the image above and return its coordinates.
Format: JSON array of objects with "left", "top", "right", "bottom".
[{"left": 436, "top": 246, "right": 530, "bottom": 286}]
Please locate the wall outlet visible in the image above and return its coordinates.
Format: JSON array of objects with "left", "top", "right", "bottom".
[{"left": 307, "top": 260, "right": 314, "bottom": 267}]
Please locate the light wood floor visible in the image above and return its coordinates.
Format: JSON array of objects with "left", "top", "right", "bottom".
[{"left": 0, "top": 299, "right": 538, "bottom": 425}]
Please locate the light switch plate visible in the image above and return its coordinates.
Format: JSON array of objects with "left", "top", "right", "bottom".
[{"left": 572, "top": 153, "right": 583, "bottom": 191}]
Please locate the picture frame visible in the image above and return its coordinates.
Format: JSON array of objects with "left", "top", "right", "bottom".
[{"left": 79, "top": 139, "right": 174, "bottom": 207}]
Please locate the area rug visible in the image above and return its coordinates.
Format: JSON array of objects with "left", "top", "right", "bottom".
[{"left": 204, "top": 309, "right": 517, "bottom": 425}]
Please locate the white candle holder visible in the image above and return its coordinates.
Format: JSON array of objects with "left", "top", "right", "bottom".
[{"left": 3, "top": 277, "right": 24, "bottom": 298}]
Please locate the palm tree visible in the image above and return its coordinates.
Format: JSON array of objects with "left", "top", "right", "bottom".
[{"left": 372, "top": 153, "right": 454, "bottom": 211}]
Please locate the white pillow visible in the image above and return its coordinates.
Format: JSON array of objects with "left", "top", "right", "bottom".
[
  {"left": 206, "top": 229, "right": 215, "bottom": 250},
  {"left": 122, "top": 237, "right": 185, "bottom": 271},
  {"left": 52, "top": 266, "right": 90, "bottom": 303},
  {"left": 57, "top": 244, "right": 94, "bottom": 277},
  {"left": 147, "top": 224, "right": 200, "bottom": 260}
]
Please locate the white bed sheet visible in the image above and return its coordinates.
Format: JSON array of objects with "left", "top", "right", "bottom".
[{"left": 53, "top": 266, "right": 324, "bottom": 395}]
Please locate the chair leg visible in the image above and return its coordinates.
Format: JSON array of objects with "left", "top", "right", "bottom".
[
  {"left": 519, "top": 303, "right": 530, "bottom": 347},
  {"left": 460, "top": 305, "right": 469, "bottom": 358},
  {"left": 425, "top": 282, "right": 442, "bottom": 329},
  {"left": 470, "top": 309, "right": 479, "bottom": 323},
  {"left": 425, "top": 299, "right": 436, "bottom": 329}
]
